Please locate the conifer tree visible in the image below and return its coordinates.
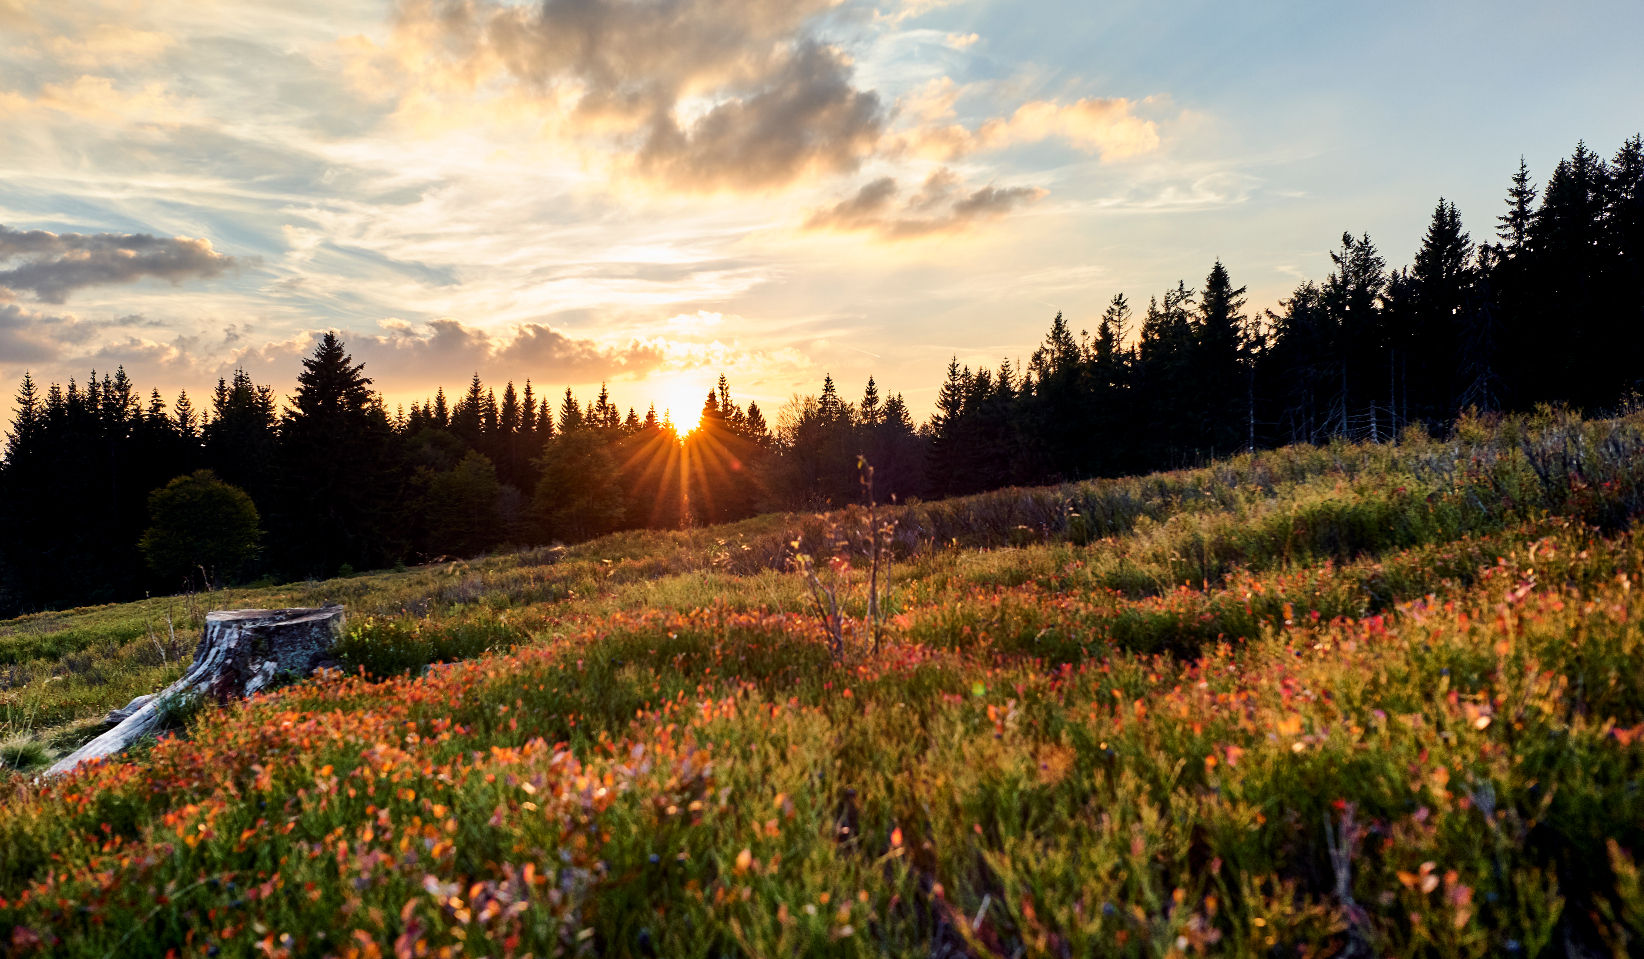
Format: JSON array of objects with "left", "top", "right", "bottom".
[
  {"left": 1194, "top": 260, "right": 1249, "bottom": 455},
  {"left": 272, "top": 332, "right": 402, "bottom": 575},
  {"left": 520, "top": 381, "right": 537, "bottom": 437},
  {"left": 558, "top": 388, "right": 583, "bottom": 433},
  {"left": 1409, "top": 201, "right": 1474, "bottom": 418},
  {"left": 451, "top": 373, "right": 485, "bottom": 445},
  {"left": 204, "top": 370, "right": 277, "bottom": 509},
  {"left": 925, "top": 358, "right": 969, "bottom": 497},
  {"left": 1498, "top": 157, "right": 1537, "bottom": 252},
  {"left": 483, "top": 388, "right": 499, "bottom": 437},
  {"left": 858, "top": 377, "right": 882, "bottom": 427},
  {"left": 432, "top": 388, "right": 449, "bottom": 428},
  {"left": 1320, "top": 233, "right": 1386, "bottom": 438}
]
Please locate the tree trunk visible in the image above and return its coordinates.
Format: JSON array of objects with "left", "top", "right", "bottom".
[{"left": 46, "top": 605, "right": 345, "bottom": 777}]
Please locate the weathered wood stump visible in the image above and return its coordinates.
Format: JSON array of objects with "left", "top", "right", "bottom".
[{"left": 47, "top": 605, "right": 345, "bottom": 777}]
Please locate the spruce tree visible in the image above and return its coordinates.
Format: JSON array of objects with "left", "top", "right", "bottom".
[
  {"left": 1410, "top": 200, "right": 1474, "bottom": 418},
  {"left": 1498, "top": 157, "right": 1537, "bottom": 252},
  {"left": 272, "top": 332, "right": 402, "bottom": 575},
  {"left": 558, "top": 388, "right": 584, "bottom": 433},
  {"left": 1320, "top": 233, "right": 1386, "bottom": 438},
  {"left": 1194, "top": 261, "right": 1248, "bottom": 454}
]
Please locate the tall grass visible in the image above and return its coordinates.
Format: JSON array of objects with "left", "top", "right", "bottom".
[{"left": 1, "top": 409, "right": 1643, "bottom": 957}]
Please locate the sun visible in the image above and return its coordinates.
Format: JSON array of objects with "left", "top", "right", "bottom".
[{"left": 654, "top": 381, "right": 708, "bottom": 434}]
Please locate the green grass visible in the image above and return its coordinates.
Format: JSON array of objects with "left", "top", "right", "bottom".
[{"left": 2, "top": 408, "right": 1643, "bottom": 957}]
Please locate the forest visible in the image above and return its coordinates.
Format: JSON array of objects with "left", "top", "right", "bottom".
[{"left": 0, "top": 135, "right": 1639, "bottom": 615}]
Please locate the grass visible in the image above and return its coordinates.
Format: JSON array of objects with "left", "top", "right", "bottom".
[{"left": 0, "top": 408, "right": 1642, "bottom": 956}]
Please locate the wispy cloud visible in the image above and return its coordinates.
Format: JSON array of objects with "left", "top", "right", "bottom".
[
  {"left": 897, "top": 79, "right": 1161, "bottom": 161},
  {"left": 804, "top": 168, "right": 1045, "bottom": 238}
]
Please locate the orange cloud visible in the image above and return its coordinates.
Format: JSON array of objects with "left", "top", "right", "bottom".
[{"left": 899, "top": 78, "right": 1161, "bottom": 161}]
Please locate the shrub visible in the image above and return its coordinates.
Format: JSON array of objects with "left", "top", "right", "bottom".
[
  {"left": 333, "top": 614, "right": 527, "bottom": 677},
  {"left": 138, "top": 470, "right": 261, "bottom": 589},
  {"left": 0, "top": 741, "right": 45, "bottom": 771}
]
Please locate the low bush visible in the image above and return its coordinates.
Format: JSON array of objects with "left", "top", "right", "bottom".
[
  {"left": 0, "top": 741, "right": 45, "bottom": 772},
  {"left": 332, "top": 613, "right": 531, "bottom": 678}
]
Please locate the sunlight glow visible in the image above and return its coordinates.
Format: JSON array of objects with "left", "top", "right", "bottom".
[{"left": 654, "top": 379, "right": 712, "bottom": 434}]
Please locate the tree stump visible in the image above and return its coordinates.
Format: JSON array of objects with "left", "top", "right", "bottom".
[{"left": 46, "top": 605, "right": 345, "bottom": 777}]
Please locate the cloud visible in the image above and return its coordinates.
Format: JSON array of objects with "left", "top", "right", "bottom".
[
  {"left": 899, "top": 79, "right": 1161, "bottom": 161},
  {"left": 217, "top": 318, "right": 667, "bottom": 393},
  {"left": 804, "top": 168, "right": 1046, "bottom": 238},
  {"left": 375, "top": 0, "right": 887, "bottom": 192},
  {"left": 210, "top": 318, "right": 818, "bottom": 413},
  {"left": 0, "top": 225, "right": 240, "bottom": 303},
  {"left": 872, "top": 0, "right": 957, "bottom": 26},
  {"left": 636, "top": 41, "right": 884, "bottom": 190},
  {"left": 0, "top": 301, "right": 76, "bottom": 364},
  {"left": 38, "top": 27, "right": 176, "bottom": 68},
  {"left": 668, "top": 310, "right": 726, "bottom": 329},
  {"left": 0, "top": 75, "right": 193, "bottom": 124}
]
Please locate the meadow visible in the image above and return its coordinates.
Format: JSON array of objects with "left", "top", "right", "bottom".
[{"left": 2, "top": 408, "right": 1643, "bottom": 957}]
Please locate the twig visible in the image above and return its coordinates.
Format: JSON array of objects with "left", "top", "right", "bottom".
[
  {"left": 973, "top": 893, "right": 991, "bottom": 932},
  {"left": 144, "top": 594, "right": 167, "bottom": 665},
  {"left": 1325, "top": 806, "right": 1371, "bottom": 957}
]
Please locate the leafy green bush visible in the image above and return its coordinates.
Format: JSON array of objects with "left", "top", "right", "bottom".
[{"left": 139, "top": 470, "right": 262, "bottom": 589}]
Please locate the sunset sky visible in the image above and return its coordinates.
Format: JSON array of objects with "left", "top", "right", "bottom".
[{"left": 2, "top": 0, "right": 1641, "bottom": 428}]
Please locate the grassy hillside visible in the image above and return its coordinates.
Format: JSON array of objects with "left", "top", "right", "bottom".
[{"left": 2, "top": 409, "right": 1644, "bottom": 957}]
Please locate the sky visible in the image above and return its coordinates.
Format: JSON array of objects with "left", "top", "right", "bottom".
[{"left": 2, "top": 0, "right": 1641, "bottom": 430}]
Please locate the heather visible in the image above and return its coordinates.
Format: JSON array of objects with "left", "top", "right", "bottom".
[{"left": 1, "top": 416, "right": 1643, "bottom": 956}]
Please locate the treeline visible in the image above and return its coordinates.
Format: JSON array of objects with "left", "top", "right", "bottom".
[
  {"left": 925, "top": 135, "right": 1643, "bottom": 490},
  {"left": 0, "top": 135, "right": 1638, "bottom": 613},
  {"left": 0, "top": 333, "right": 925, "bottom": 612}
]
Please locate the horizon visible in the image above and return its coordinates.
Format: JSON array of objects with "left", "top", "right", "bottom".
[{"left": 3, "top": 0, "right": 1642, "bottom": 425}]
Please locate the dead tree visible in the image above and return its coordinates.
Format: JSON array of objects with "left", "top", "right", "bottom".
[{"left": 46, "top": 606, "right": 345, "bottom": 777}]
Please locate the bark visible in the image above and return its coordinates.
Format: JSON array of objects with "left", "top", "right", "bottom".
[{"left": 47, "top": 605, "right": 345, "bottom": 777}]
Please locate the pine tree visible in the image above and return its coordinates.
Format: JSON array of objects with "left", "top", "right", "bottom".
[
  {"left": 1498, "top": 157, "right": 1537, "bottom": 252},
  {"left": 451, "top": 373, "right": 485, "bottom": 445},
  {"left": 272, "top": 333, "right": 402, "bottom": 575},
  {"left": 925, "top": 357, "right": 968, "bottom": 496},
  {"left": 1320, "top": 233, "right": 1386, "bottom": 438},
  {"left": 593, "top": 383, "right": 618, "bottom": 430},
  {"left": 1194, "top": 260, "right": 1248, "bottom": 454},
  {"left": 520, "top": 381, "right": 537, "bottom": 437},
  {"left": 1265, "top": 281, "right": 1330, "bottom": 444},
  {"left": 1136, "top": 283, "right": 1197, "bottom": 464},
  {"left": 1094, "top": 295, "right": 1130, "bottom": 375},
  {"left": 744, "top": 402, "right": 769, "bottom": 445},
  {"left": 482, "top": 388, "right": 499, "bottom": 437},
  {"left": 3, "top": 372, "right": 41, "bottom": 461},
  {"left": 817, "top": 375, "right": 845, "bottom": 422},
  {"left": 1410, "top": 201, "right": 1474, "bottom": 418},
  {"left": 535, "top": 394, "right": 554, "bottom": 438},
  {"left": 559, "top": 388, "right": 584, "bottom": 433},
  {"left": 433, "top": 388, "right": 450, "bottom": 429},
  {"left": 204, "top": 370, "right": 277, "bottom": 509},
  {"left": 1518, "top": 142, "right": 1612, "bottom": 407},
  {"left": 858, "top": 377, "right": 882, "bottom": 427},
  {"left": 500, "top": 383, "right": 520, "bottom": 434}
]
